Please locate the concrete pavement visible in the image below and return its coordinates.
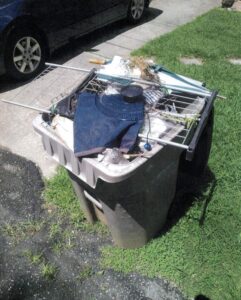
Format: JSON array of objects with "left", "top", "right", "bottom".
[{"left": 0, "top": 0, "right": 220, "bottom": 178}]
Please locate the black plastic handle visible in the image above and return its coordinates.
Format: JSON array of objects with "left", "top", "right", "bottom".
[{"left": 186, "top": 91, "right": 218, "bottom": 161}]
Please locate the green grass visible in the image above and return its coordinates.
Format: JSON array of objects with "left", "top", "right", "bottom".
[
  {"left": 50, "top": 227, "right": 76, "bottom": 253},
  {"left": 44, "top": 168, "right": 86, "bottom": 227},
  {"left": 101, "top": 9, "right": 241, "bottom": 300},
  {"left": 2, "top": 220, "right": 44, "bottom": 244},
  {"left": 24, "top": 250, "right": 43, "bottom": 265},
  {"left": 24, "top": 250, "right": 58, "bottom": 280},
  {"left": 77, "top": 265, "right": 94, "bottom": 282},
  {"left": 44, "top": 167, "right": 108, "bottom": 234},
  {"left": 41, "top": 262, "right": 58, "bottom": 280}
]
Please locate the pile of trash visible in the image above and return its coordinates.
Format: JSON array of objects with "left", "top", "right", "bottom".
[{"left": 46, "top": 56, "right": 211, "bottom": 165}]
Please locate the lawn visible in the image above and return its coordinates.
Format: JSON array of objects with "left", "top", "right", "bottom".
[
  {"left": 44, "top": 8, "right": 241, "bottom": 300},
  {"left": 101, "top": 9, "right": 241, "bottom": 300}
]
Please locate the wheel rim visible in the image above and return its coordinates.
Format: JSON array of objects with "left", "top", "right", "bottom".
[
  {"left": 130, "top": 0, "right": 145, "bottom": 20},
  {"left": 13, "top": 36, "right": 41, "bottom": 74}
]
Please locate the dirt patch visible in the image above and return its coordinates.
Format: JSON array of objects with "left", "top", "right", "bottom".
[
  {"left": 228, "top": 58, "right": 241, "bottom": 65},
  {"left": 232, "top": 1, "right": 241, "bottom": 11},
  {"left": 179, "top": 57, "right": 203, "bottom": 66},
  {"left": 0, "top": 148, "right": 185, "bottom": 300}
]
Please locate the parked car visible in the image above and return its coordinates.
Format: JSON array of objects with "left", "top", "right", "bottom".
[{"left": 0, "top": 0, "right": 151, "bottom": 80}]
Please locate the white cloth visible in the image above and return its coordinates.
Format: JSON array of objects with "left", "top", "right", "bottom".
[
  {"left": 51, "top": 115, "right": 74, "bottom": 150},
  {"left": 99, "top": 56, "right": 141, "bottom": 78}
]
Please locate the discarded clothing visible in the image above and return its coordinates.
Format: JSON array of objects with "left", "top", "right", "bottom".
[{"left": 74, "top": 92, "right": 144, "bottom": 157}]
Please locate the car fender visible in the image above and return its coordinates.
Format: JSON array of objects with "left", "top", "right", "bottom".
[{"left": 1, "top": 15, "right": 50, "bottom": 57}]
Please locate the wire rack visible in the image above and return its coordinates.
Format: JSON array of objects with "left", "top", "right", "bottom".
[
  {"left": 0, "top": 64, "right": 90, "bottom": 110},
  {"left": 1, "top": 62, "right": 213, "bottom": 153},
  {"left": 48, "top": 68, "right": 208, "bottom": 151}
]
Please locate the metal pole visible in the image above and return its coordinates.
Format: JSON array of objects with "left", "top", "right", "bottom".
[
  {"left": 138, "top": 134, "right": 189, "bottom": 150},
  {"left": 45, "top": 62, "right": 90, "bottom": 74},
  {"left": 45, "top": 62, "right": 160, "bottom": 87},
  {"left": 84, "top": 191, "right": 103, "bottom": 210},
  {"left": 0, "top": 98, "right": 51, "bottom": 114},
  {"left": 45, "top": 62, "right": 226, "bottom": 99}
]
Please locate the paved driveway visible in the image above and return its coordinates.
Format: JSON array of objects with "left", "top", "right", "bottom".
[
  {"left": 0, "top": 147, "right": 187, "bottom": 300},
  {"left": 0, "top": 0, "right": 219, "bottom": 177}
]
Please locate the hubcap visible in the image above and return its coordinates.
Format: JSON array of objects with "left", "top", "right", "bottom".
[
  {"left": 13, "top": 36, "right": 41, "bottom": 74},
  {"left": 131, "top": 0, "right": 144, "bottom": 20}
]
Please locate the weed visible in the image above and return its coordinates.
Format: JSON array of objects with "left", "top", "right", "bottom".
[
  {"left": 41, "top": 262, "right": 58, "bottom": 280},
  {"left": 24, "top": 251, "right": 43, "bottom": 265},
  {"left": 2, "top": 220, "right": 43, "bottom": 243},
  {"left": 52, "top": 241, "right": 63, "bottom": 254},
  {"left": 24, "top": 250, "right": 58, "bottom": 280},
  {"left": 50, "top": 228, "right": 76, "bottom": 253},
  {"left": 78, "top": 265, "right": 93, "bottom": 282},
  {"left": 49, "top": 222, "right": 62, "bottom": 239},
  {"left": 63, "top": 229, "right": 76, "bottom": 249}
]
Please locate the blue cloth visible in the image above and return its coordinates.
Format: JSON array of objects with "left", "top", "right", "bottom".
[{"left": 74, "top": 92, "right": 144, "bottom": 157}]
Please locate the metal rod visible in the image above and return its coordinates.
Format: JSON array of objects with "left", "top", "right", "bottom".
[
  {"left": 45, "top": 62, "right": 91, "bottom": 74},
  {"left": 138, "top": 134, "right": 189, "bottom": 150},
  {"left": 45, "top": 62, "right": 160, "bottom": 87},
  {"left": 155, "top": 103, "right": 200, "bottom": 114},
  {"left": 163, "top": 132, "right": 186, "bottom": 139},
  {"left": 0, "top": 98, "right": 51, "bottom": 114},
  {"left": 157, "top": 110, "right": 200, "bottom": 119},
  {"left": 170, "top": 93, "right": 205, "bottom": 101},
  {"left": 186, "top": 90, "right": 218, "bottom": 161},
  {"left": 159, "top": 97, "right": 201, "bottom": 108},
  {"left": 84, "top": 191, "right": 103, "bottom": 210},
  {"left": 45, "top": 62, "right": 226, "bottom": 100},
  {"left": 217, "top": 95, "right": 227, "bottom": 100},
  {"left": 97, "top": 73, "right": 160, "bottom": 87},
  {"left": 160, "top": 102, "right": 199, "bottom": 113},
  {"left": 166, "top": 98, "right": 201, "bottom": 106},
  {"left": 182, "top": 123, "right": 193, "bottom": 145},
  {"left": 164, "top": 84, "right": 211, "bottom": 97}
]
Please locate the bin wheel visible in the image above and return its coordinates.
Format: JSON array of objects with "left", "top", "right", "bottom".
[
  {"left": 5, "top": 27, "right": 45, "bottom": 81},
  {"left": 179, "top": 108, "right": 214, "bottom": 177}
]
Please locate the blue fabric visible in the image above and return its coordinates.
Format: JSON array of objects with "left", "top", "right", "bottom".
[{"left": 74, "top": 92, "right": 144, "bottom": 157}]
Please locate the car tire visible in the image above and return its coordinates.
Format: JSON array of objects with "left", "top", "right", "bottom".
[
  {"left": 178, "top": 108, "right": 214, "bottom": 177},
  {"left": 127, "top": 0, "right": 145, "bottom": 24},
  {"left": 145, "top": 0, "right": 151, "bottom": 8},
  {"left": 5, "top": 28, "right": 45, "bottom": 81}
]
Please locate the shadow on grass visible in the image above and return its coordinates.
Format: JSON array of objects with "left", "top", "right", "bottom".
[
  {"left": 194, "top": 295, "right": 211, "bottom": 300},
  {"left": 161, "top": 167, "right": 217, "bottom": 235}
]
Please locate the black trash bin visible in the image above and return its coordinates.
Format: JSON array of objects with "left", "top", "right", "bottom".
[{"left": 33, "top": 69, "right": 217, "bottom": 248}]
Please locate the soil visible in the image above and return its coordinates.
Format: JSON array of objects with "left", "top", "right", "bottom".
[
  {"left": 179, "top": 57, "right": 203, "bottom": 66},
  {"left": 228, "top": 58, "right": 241, "bottom": 65},
  {"left": 0, "top": 148, "right": 185, "bottom": 300},
  {"left": 232, "top": 1, "right": 241, "bottom": 11}
]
